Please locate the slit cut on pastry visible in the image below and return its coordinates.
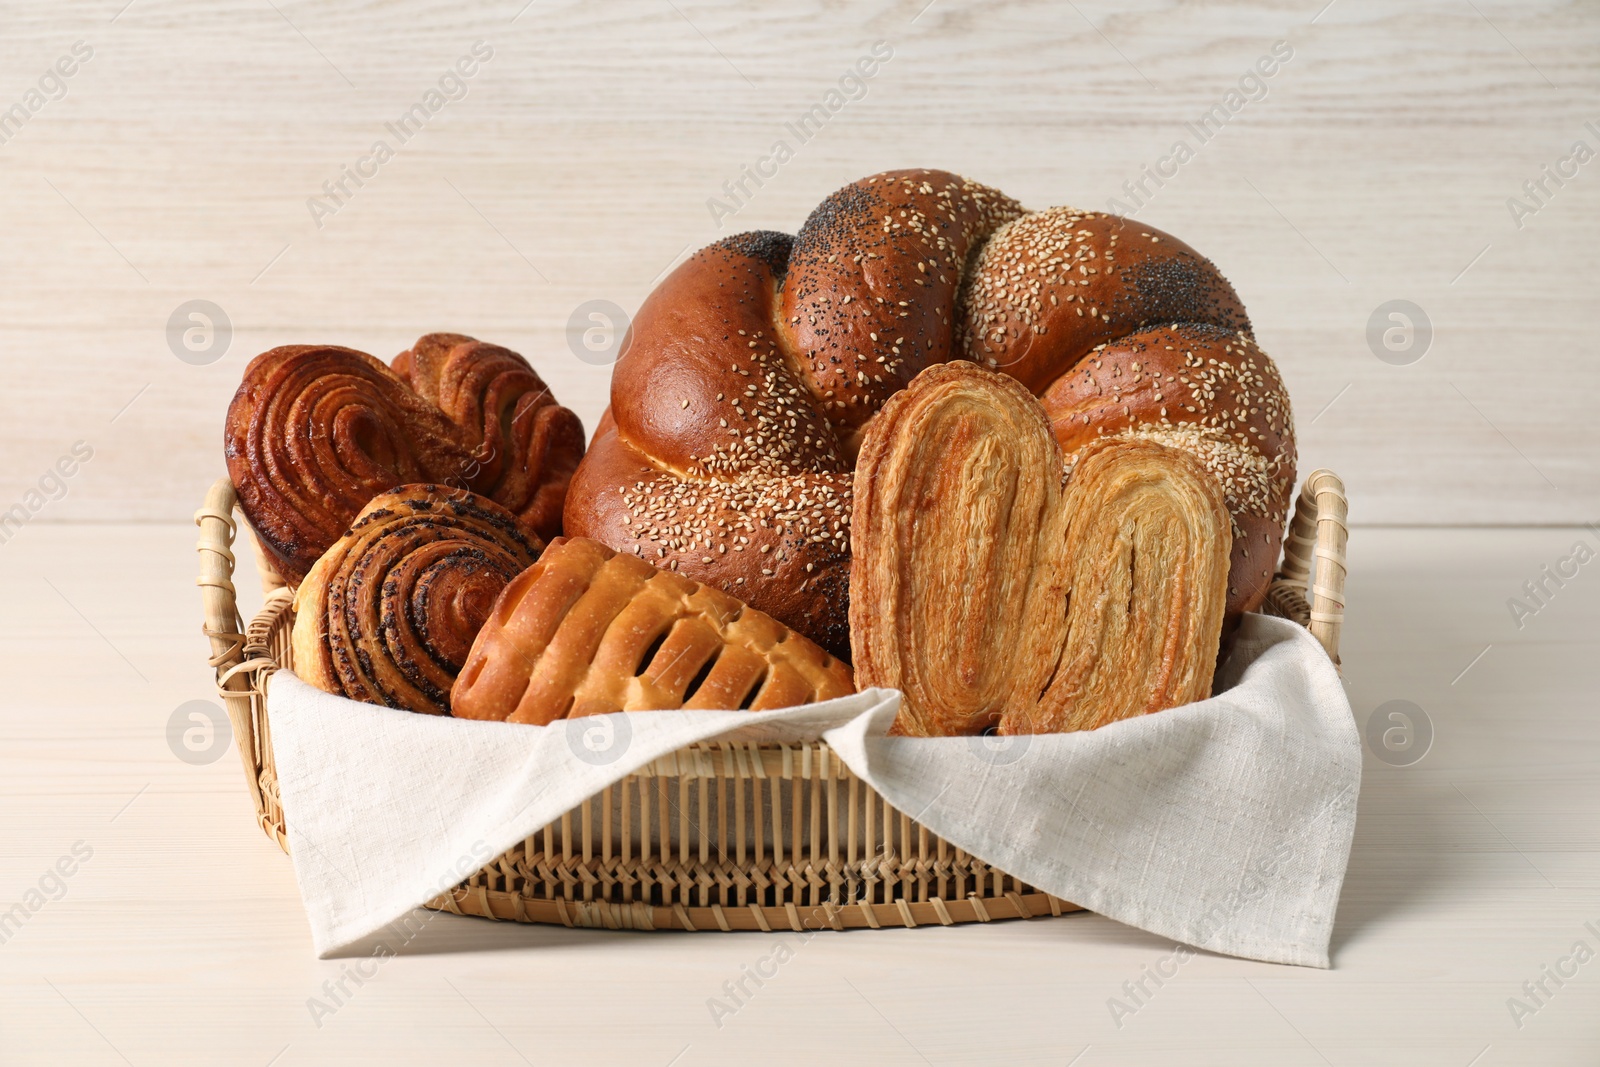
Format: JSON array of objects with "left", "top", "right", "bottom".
[
  {"left": 738, "top": 666, "right": 769, "bottom": 710},
  {"left": 635, "top": 629, "right": 669, "bottom": 677},
  {"left": 849, "top": 361, "right": 1231, "bottom": 737}
]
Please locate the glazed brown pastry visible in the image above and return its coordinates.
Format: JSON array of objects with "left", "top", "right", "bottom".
[
  {"left": 226, "top": 333, "right": 582, "bottom": 585},
  {"left": 391, "top": 333, "right": 581, "bottom": 538},
  {"left": 1001, "top": 437, "right": 1231, "bottom": 735},
  {"left": 565, "top": 170, "right": 1292, "bottom": 656},
  {"left": 291, "top": 485, "right": 541, "bottom": 714},
  {"left": 452, "top": 536, "right": 854, "bottom": 725},
  {"left": 851, "top": 362, "right": 1230, "bottom": 737}
]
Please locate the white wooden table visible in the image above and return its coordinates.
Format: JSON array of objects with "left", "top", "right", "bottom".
[{"left": 1, "top": 523, "right": 1595, "bottom": 1065}]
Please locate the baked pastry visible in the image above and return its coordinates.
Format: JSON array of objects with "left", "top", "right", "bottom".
[
  {"left": 849, "top": 361, "right": 1068, "bottom": 737},
  {"left": 291, "top": 485, "right": 541, "bottom": 714},
  {"left": 226, "top": 333, "right": 582, "bottom": 585},
  {"left": 850, "top": 362, "right": 1230, "bottom": 736},
  {"left": 564, "top": 170, "right": 1293, "bottom": 657},
  {"left": 1002, "top": 436, "right": 1231, "bottom": 735},
  {"left": 391, "top": 333, "right": 579, "bottom": 537},
  {"left": 1037, "top": 323, "right": 1291, "bottom": 620},
  {"left": 452, "top": 536, "right": 855, "bottom": 724}
]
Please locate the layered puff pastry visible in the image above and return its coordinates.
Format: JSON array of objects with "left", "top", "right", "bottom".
[
  {"left": 849, "top": 361, "right": 1231, "bottom": 737},
  {"left": 1004, "top": 435, "right": 1232, "bottom": 735}
]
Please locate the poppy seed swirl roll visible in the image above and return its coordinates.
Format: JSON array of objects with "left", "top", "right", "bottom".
[{"left": 291, "top": 485, "right": 542, "bottom": 714}]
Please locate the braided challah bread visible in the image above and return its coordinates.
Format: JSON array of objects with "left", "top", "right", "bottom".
[{"left": 565, "top": 170, "right": 1295, "bottom": 657}]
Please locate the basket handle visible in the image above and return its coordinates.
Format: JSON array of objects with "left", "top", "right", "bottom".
[
  {"left": 1273, "top": 469, "right": 1348, "bottom": 664},
  {"left": 195, "top": 478, "right": 274, "bottom": 815}
]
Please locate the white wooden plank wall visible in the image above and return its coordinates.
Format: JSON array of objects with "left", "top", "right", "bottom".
[{"left": 0, "top": 0, "right": 1594, "bottom": 528}]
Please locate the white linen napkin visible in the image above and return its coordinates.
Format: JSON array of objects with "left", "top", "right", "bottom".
[{"left": 268, "top": 613, "right": 1360, "bottom": 967}]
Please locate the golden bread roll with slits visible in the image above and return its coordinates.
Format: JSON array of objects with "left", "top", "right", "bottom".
[
  {"left": 850, "top": 361, "right": 1230, "bottom": 737},
  {"left": 451, "top": 537, "right": 855, "bottom": 724}
]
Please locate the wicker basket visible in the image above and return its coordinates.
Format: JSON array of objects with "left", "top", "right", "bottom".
[{"left": 195, "top": 470, "right": 1348, "bottom": 933}]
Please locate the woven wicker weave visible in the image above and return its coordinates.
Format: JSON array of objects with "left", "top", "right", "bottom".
[{"left": 195, "top": 470, "right": 1348, "bottom": 933}]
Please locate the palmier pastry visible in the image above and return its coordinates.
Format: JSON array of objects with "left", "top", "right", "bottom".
[
  {"left": 564, "top": 169, "right": 1294, "bottom": 656},
  {"left": 1003, "top": 436, "right": 1231, "bottom": 735},
  {"left": 1036, "top": 323, "right": 1291, "bottom": 619},
  {"left": 849, "top": 362, "right": 1067, "bottom": 737},
  {"left": 226, "top": 333, "right": 582, "bottom": 585},
  {"left": 850, "top": 362, "right": 1229, "bottom": 737},
  {"left": 291, "top": 485, "right": 541, "bottom": 714},
  {"left": 452, "top": 536, "right": 854, "bottom": 725}
]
